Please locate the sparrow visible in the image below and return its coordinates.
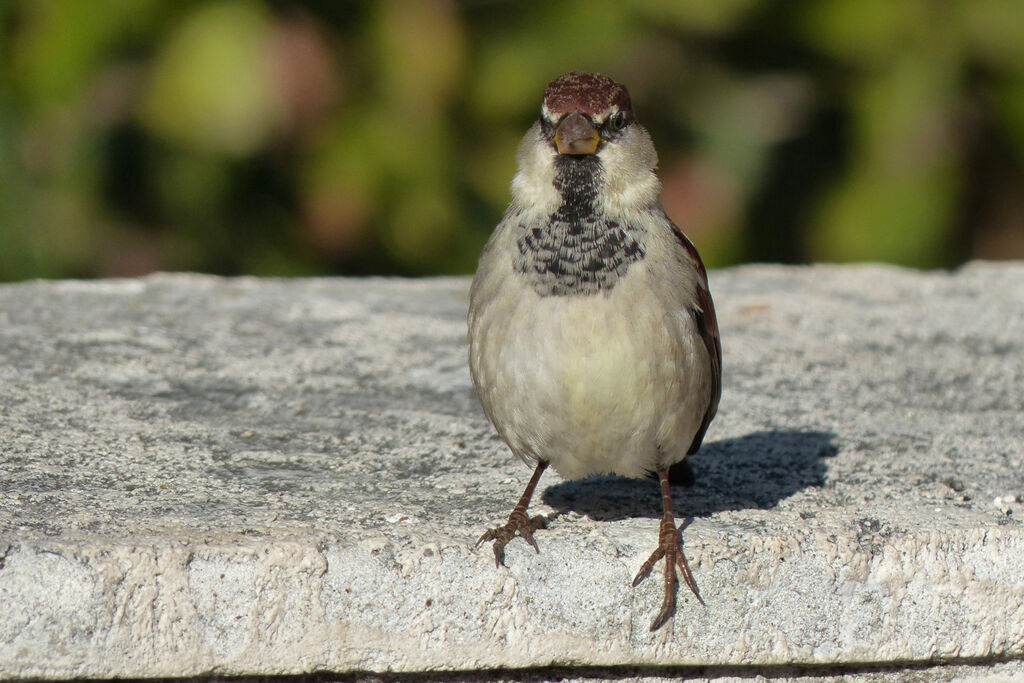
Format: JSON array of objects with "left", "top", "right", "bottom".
[{"left": 468, "top": 71, "right": 722, "bottom": 631}]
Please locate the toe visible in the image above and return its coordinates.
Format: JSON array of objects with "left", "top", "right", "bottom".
[
  {"left": 519, "top": 528, "right": 540, "bottom": 553},
  {"left": 491, "top": 541, "right": 506, "bottom": 567},
  {"left": 475, "top": 529, "right": 495, "bottom": 548},
  {"left": 632, "top": 546, "right": 665, "bottom": 587},
  {"left": 674, "top": 550, "right": 704, "bottom": 604},
  {"left": 649, "top": 593, "right": 676, "bottom": 632}
]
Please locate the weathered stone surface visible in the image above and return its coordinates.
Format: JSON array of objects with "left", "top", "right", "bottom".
[{"left": 1, "top": 264, "right": 1022, "bottom": 679}]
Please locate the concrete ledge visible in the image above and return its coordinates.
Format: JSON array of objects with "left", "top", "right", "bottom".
[{"left": 1, "top": 265, "right": 1023, "bottom": 680}]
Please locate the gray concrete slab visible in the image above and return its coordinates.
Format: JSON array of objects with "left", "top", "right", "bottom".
[{"left": 0, "top": 264, "right": 1022, "bottom": 680}]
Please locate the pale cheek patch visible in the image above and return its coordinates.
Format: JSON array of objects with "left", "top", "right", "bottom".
[
  {"left": 596, "top": 130, "right": 661, "bottom": 214},
  {"left": 511, "top": 128, "right": 560, "bottom": 214}
]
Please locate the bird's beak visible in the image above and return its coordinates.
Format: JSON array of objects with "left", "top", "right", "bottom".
[{"left": 554, "top": 111, "right": 601, "bottom": 155}]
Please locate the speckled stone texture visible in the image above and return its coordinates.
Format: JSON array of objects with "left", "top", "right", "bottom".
[{"left": 1, "top": 264, "right": 1022, "bottom": 680}]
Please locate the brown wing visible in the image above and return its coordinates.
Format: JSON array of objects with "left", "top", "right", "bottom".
[{"left": 669, "top": 223, "right": 722, "bottom": 455}]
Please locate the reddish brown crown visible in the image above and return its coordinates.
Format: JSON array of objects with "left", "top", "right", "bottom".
[{"left": 542, "top": 72, "right": 633, "bottom": 120}]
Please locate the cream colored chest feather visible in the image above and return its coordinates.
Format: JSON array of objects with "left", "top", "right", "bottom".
[
  {"left": 472, "top": 268, "right": 705, "bottom": 478},
  {"left": 504, "top": 292, "right": 668, "bottom": 412}
]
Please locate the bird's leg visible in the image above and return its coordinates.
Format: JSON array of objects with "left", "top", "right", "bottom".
[
  {"left": 476, "top": 460, "right": 549, "bottom": 567},
  {"left": 632, "top": 465, "right": 704, "bottom": 631}
]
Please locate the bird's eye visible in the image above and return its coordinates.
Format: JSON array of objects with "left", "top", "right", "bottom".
[
  {"left": 540, "top": 115, "right": 556, "bottom": 139},
  {"left": 609, "top": 111, "right": 627, "bottom": 132}
]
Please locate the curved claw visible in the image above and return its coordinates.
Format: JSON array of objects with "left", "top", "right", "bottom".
[
  {"left": 676, "top": 547, "right": 704, "bottom": 605},
  {"left": 649, "top": 583, "right": 677, "bottom": 632},
  {"left": 635, "top": 512, "right": 704, "bottom": 631},
  {"left": 475, "top": 460, "right": 550, "bottom": 568},
  {"left": 520, "top": 515, "right": 547, "bottom": 553},
  {"left": 647, "top": 540, "right": 704, "bottom": 631},
  {"left": 475, "top": 511, "right": 547, "bottom": 567},
  {"left": 632, "top": 546, "right": 664, "bottom": 587},
  {"left": 475, "top": 528, "right": 499, "bottom": 549}
]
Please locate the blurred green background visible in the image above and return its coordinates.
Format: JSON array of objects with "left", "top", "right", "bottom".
[{"left": 2, "top": 0, "right": 1023, "bottom": 282}]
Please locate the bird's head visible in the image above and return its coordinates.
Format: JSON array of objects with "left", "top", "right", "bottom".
[
  {"left": 510, "top": 71, "right": 659, "bottom": 214},
  {"left": 540, "top": 71, "right": 634, "bottom": 156}
]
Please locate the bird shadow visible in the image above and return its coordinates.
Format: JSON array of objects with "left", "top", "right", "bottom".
[{"left": 540, "top": 430, "right": 838, "bottom": 521}]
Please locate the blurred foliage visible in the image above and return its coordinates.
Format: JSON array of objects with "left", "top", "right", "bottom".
[{"left": 2, "top": 0, "right": 1024, "bottom": 281}]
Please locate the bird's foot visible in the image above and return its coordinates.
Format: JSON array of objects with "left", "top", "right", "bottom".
[
  {"left": 632, "top": 513, "right": 703, "bottom": 631},
  {"left": 476, "top": 506, "right": 547, "bottom": 567}
]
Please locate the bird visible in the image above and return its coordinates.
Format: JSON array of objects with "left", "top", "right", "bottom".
[{"left": 468, "top": 71, "right": 722, "bottom": 631}]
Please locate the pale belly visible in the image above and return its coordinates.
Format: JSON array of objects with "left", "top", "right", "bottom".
[{"left": 470, "top": 278, "right": 707, "bottom": 480}]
